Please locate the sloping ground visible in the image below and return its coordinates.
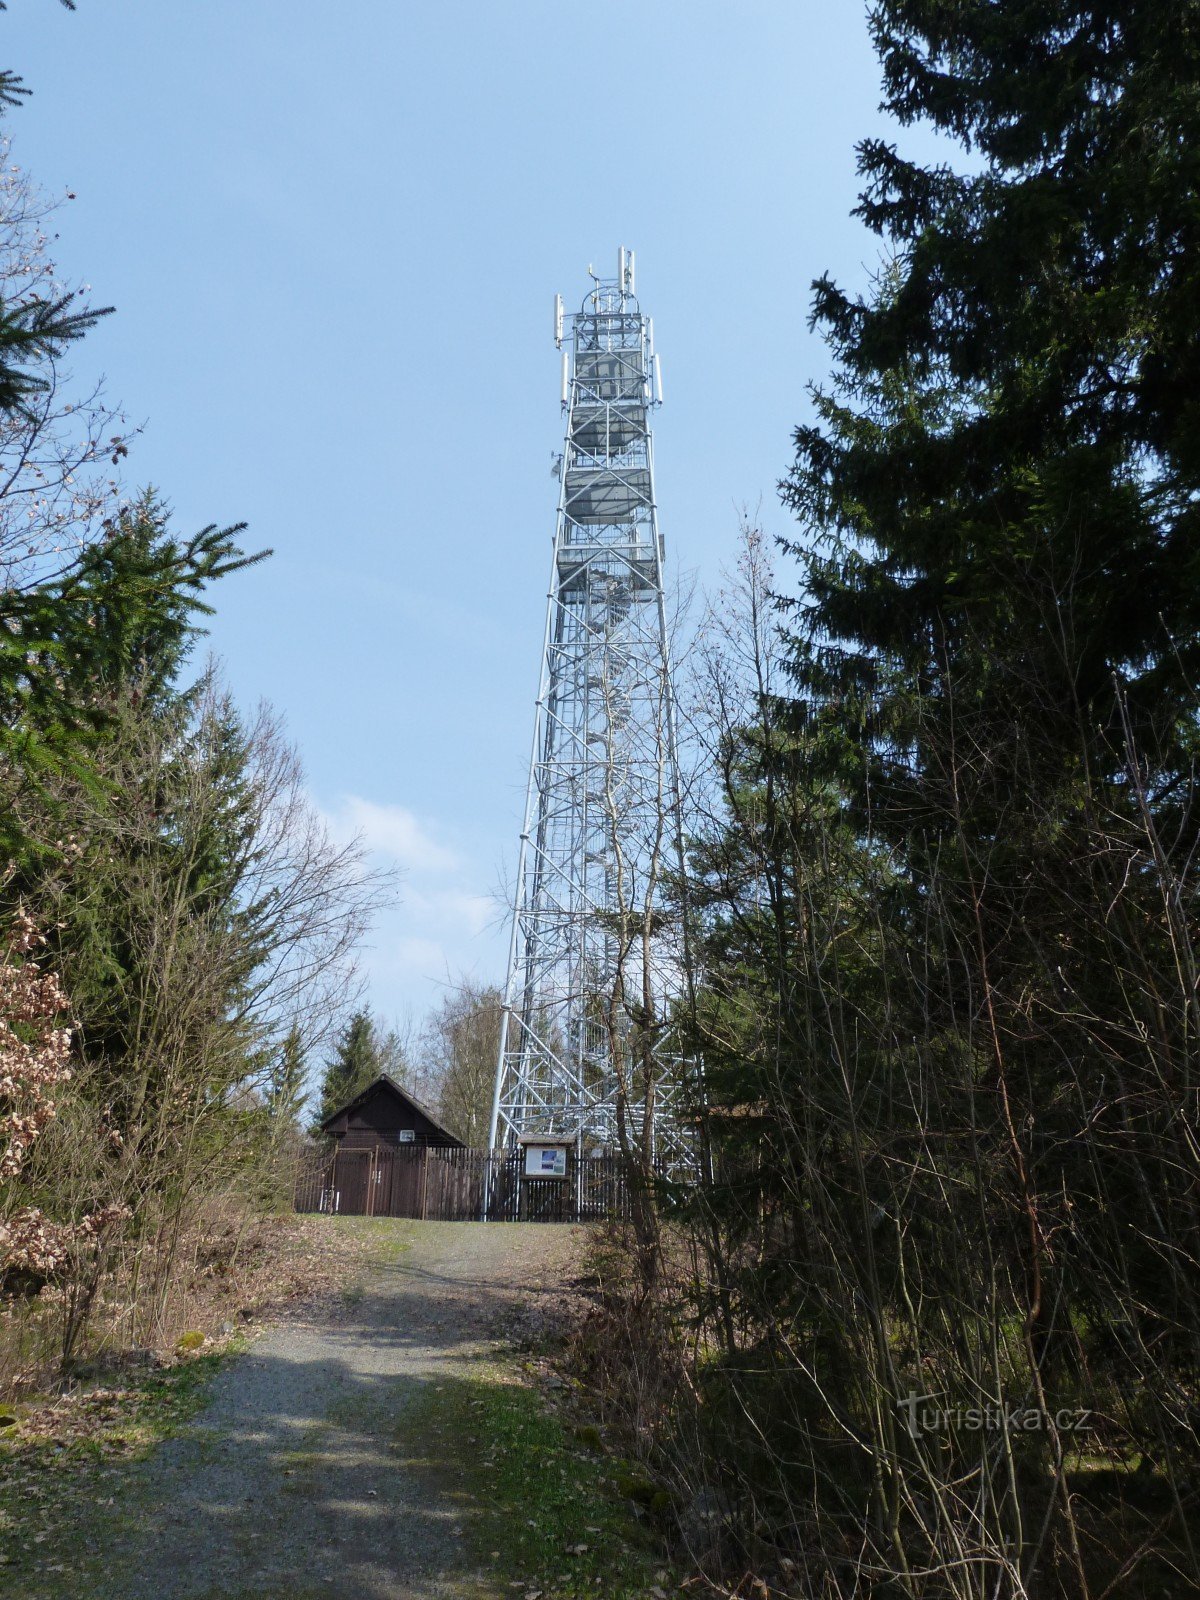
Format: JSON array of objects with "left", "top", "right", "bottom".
[{"left": 3, "top": 1221, "right": 667, "bottom": 1600}]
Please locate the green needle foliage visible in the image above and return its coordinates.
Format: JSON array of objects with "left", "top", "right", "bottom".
[
  {"left": 0, "top": 494, "right": 269, "bottom": 861},
  {"left": 314, "top": 1012, "right": 386, "bottom": 1133},
  {"left": 659, "top": 7, "right": 1200, "bottom": 1594},
  {"left": 0, "top": 2, "right": 102, "bottom": 411},
  {"left": 789, "top": 2, "right": 1200, "bottom": 786},
  {"left": 267, "top": 1026, "right": 310, "bottom": 1132}
]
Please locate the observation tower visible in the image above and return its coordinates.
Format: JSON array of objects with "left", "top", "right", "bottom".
[{"left": 489, "top": 251, "right": 689, "bottom": 1166}]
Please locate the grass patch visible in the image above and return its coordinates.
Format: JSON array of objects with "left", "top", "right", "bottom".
[
  {"left": 0, "top": 1344, "right": 241, "bottom": 1589},
  {"left": 403, "top": 1363, "right": 676, "bottom": 1599},
  {"left": 326, "top": 1217, "right": 414, "bottom": 1304},
  {"left": 0, "top": 1217, "right": 415, "bottom": 1593},
  {"left": 324, "top": 1215, "right": 416, "bottom": 1267}
]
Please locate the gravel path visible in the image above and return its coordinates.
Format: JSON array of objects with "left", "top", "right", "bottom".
[{"left": 90, "top": 1220, "right": 583, "bottom": 1600}]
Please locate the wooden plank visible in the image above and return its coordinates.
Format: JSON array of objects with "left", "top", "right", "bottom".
[{"left": 294, "top": 1148, "right": 639, "bottom": 1224}]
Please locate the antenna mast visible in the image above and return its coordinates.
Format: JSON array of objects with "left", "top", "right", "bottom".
[{"left": 489, "top": 251, "right": 689, "bottom": 1165}]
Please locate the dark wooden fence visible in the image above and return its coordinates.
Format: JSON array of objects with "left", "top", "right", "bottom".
[{"left": 293, "top": 1145, "right": 635, "bottom": 1224}]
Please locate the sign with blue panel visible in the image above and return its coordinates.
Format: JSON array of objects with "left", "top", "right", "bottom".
[{"left": 524, "top": 1144, "right": 568, "bottom": 1179}]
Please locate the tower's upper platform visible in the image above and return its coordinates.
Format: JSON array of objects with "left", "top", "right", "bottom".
[{"left": 554, "top": 250, "right": 663, "bottom": 558}]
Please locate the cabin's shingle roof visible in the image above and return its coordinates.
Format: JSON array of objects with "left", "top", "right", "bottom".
[{"left": 319, "top": 1074, "right": 463, "bottom": 1146}]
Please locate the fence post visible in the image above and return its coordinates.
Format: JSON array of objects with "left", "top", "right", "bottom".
[{"left": 420, "top": 1145, "right": 430, "bottom": 1221}]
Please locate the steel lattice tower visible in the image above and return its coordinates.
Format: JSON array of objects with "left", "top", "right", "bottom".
[{"left": 489, "top": 251, "right": 688, "bottom": 1162}]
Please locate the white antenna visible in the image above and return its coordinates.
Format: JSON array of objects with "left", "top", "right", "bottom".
[
  {"left": 554, "top": 293, "right": 564, "bottom": 348},
  {"left": 653, "top": 352, "right": 663, "bottom": 405},
  {"left": 561, "top": 351, "right": 570, "bottom": 407},
  {"left": 618, "top": 246, "right": 626, "bottom": 289},
  {"left": 627, "top": 249, "right": 636, "bottom": 294}
]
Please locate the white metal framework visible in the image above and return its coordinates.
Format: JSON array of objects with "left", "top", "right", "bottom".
[{"left": 489, "top": 252, "right": 688, "bottom": 1162}]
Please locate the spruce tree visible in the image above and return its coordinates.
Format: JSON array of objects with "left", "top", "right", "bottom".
[
  {"left": 313, "top": 1011, "right": 381, "bottom": 1131},
  {"left": 776, "top": 4, "right": 1200, "bottom": 1578},
  {"left": 0, "top": 495, "right": 267, "bottom": 861},
  {"left": 784, "top": 4, "right": 1200, "bottom": 1165},
  {"left": 787, "top": 2, "right": 1200, "bottom": 797},
  {"left": 266, "top": 1026, "right": 308, "bottom": 1131}
]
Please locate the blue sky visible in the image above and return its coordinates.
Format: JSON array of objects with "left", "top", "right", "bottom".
[{"left": 6, "top": 2, "right": 944, "bottom": 1027}]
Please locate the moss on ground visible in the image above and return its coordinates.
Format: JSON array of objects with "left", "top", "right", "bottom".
[
  {"left": 402, "top": 1360, "right": 677, "bottom": 1599},
  {"left": 329, "top": 1214, "right": 417, "bottom": 1264}
]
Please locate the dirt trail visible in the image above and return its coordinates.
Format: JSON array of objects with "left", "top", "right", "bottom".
[{"left": 67, "top": 1221, "right": 583, "bottom": 1600}]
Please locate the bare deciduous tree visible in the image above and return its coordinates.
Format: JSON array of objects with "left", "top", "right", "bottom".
[
  {"left": 0, "top": 146, "right": 125, "bottom": 593},
  {"left": 420, "top": 979, "right": 504, "bottom": 1146}
]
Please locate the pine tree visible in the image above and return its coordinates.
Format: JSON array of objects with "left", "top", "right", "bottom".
[
  {"left": 784, "top": 4, "right": 1200, "bottom": 1174},
  {"left": 0, "top": 495, "right": 268, "bottom": 861}
]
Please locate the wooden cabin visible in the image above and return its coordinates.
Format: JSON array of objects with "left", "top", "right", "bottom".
[{"left": 320, "top": 1075, "right": 464, "bottom": 1151}]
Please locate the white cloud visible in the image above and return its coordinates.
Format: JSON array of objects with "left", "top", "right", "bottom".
[
  {"left": 316, "top": 792, "right": 508, "bottom": 1017},
  {"left": 402, "top": 886, "right": 500, "bottom": 937},
  {"left": 387, "top": 937, "right": 455, "bottom": 979},
  {"left": 327, "top": 796, "right": 460, "bottom": 874}
]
